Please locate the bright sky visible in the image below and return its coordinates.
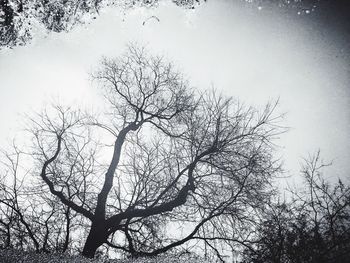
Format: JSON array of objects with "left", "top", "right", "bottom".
[{"left": 0, "top": 0, "right": 349, "bottom": 186}]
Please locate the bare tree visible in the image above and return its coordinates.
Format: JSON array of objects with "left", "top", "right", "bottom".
[
  {"left": 0, "top": 144, "right": 41, "bottom": 251},
  {"left": 6, "top": 45, "right": 283, "bottom": 260},
  {"left": 0, "top": 140, "right": 82, "bottom": 253}
]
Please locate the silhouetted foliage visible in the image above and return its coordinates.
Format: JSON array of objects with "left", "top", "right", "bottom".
[
  {"left": 241, "top": 152, "right": 350, "bottom": 263},
  {"left": 0, "top": 0, "right": 206, "bottom": 48},
  {"left": 2, "top": 0, "right": 348, "bottom": 49}
]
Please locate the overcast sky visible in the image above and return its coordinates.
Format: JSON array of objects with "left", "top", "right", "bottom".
[{"left": 0, "top": 0, "right": 349, "bottom": 186}]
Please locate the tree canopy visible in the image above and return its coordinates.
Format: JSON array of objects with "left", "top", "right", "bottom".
[
  {"left": 2, "top": 0, "right": 349, "bottom": 48},
  {"left": 0, "top": 45, "right": 284, "bottom": 260}
]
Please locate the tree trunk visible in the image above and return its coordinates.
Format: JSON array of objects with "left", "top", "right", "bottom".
[{"left": 82, "top": 221, "right": 108, "bottom": 258}]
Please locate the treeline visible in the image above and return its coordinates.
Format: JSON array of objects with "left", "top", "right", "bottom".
[
  {"left": 241, "top": 152, "right": 350, "bottom": 263},
  {"left": 1, "top": 146, "right": 349, "bottom": 262}
]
